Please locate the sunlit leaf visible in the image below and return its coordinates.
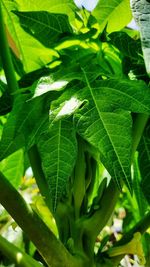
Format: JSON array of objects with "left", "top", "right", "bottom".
[
  {"left": 92, "top": 0, "right": 132, "bottom": 33},
  {"left": 14, "top": 0, "right": 75, "bottom": 22},
  {"left": 31, "top": 64, "right": 83, "bottom": 99},
  {"left": 13, "top": 11, "right": 73, "bottom": 48},
  {"left": 0, "top": 149, "right": 24, "bottom": 188},
  {"left": 2, "top": 1, "right": 59, "bottom": 72}
]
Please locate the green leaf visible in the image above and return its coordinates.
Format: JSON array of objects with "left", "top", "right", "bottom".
[
  {"left": 38, "top": 119, "right": 77, "bottom": 211},
  {"left": 138, "top": 121, "right": 150, "bottom": 204},
  {"left": 18, "top": 67, "right": 51, "bottom": 88},
  {"left": 0, "top": 93, "right": 51, "bottom": 160},
  {"left": 109, "top": 31, "right": 142, "bottom": 60},
  {"left": 31, "top": 64, "right": 83, "bottom": 99},
  {"left": 13, "top": 11, "right": 73, "bottom": 48},
  {"left": 14, "top": 0, "right": 75, "bottom": 22},
  {"left": 0, "top": 96, "right": 25, "bottom": 161},
  {"left": 74, "top": 76, "right": 150, "bottom": 191},
  {"left": 0, "top": 149, "right": 24, "bottom": 189},
  {"left": 32, "top": 61, "right": 105, "bottom": 99},
  {"left": 3, "top": 1, "right": 59, "bottom": 72},
  {"left": 92, "top": 0, "right": 132, "bottom": 33},
  {"left": 50, "top": 87, "right": 84, "bottom": 121},
  {"left": 75, "top": 102, "right": 132, "bottom": 190}
]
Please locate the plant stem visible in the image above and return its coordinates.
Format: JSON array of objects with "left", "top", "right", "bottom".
[
  {"left": 73, "top": 136, "right": 86, "bottom": 219},
  {"left": 0, "top": 2, "right": 19, "bottom": 95},
  {"left": 0, "top": 171, "right": 80, "bottom": 267},
  {"left": 81, "top": 113, "right": 149, "bottom": 257},
  {"left": 28, "top": 145, "right": 52, "bottom": 211},
  {"left": 0, "top": 234, "right": 42, "bottom": 267},
  {"left": 132, "top": 113, "right": 149, "bottom": 161},
  {"left": 82, "top": 179, "right": 119, "bottom": 255}
]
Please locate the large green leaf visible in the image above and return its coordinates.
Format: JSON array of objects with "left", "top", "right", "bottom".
[
  {"left": 138, "top": 121, "right": 150, "bottom": 204},
  {"left": 0, "top": 149, "right": 24, "bottom": 189},
  {"left": 108, "top": 31, "right": 149, "bottom": 80},
  {"left": 38, "top": 119, "right": 77, "bottom": 211},
  {"left": 92, "top": 0, "right": 132, "bottom": 33},
  {"left": 75, "top": 99, "right": 132, "bottom": 190},
  {"left": 13, "top": 11, "right": 73, "bottom": 48},
  {"left": 74, "top": 77, "right": 150, "bottom": 190}
]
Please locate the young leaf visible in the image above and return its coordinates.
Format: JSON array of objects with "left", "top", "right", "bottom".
[
  {"left": 13, "top": 11, "right": 73, "bottom": 47},
  {"left": 38, "top": 119, "right": 77, "bottom": 211}
]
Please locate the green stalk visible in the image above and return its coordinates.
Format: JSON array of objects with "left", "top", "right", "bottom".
[
  {"left": 132, "top": 113, "right": 149, "bottom": 161},
  {"left": 28, "top": 145, "right": 52, "bottom": 211},
  {"left": 79, "top": 105, "right": 149, "bottom": 260},
  {"left": 82, "top": 180, "right": 119, "bottom": 256},
  {"left": 0, "top": 2, "right": 19, "bottom": 95},
  {"left": 0, "top": 234, "right": 42, "bottom": 267},
  {"left": 0, "top": 171, "right": 81, "bottom": 267},
  {"left": 73, "top": 137, "right": 86, "bottom": 219}
]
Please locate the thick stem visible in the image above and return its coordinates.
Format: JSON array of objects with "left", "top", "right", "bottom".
[
  {"left": 0, "top": 235, "right": 42, "bottom": 267},
  {"left": 82, "top": 180, "right": 119, "bottom": 255},
  {"left": 0, "top": 2, "right": 19, "bottom": 95},
  {"left": 0, "top": 171, "right": 80, "bottom": 267},
  {"left": 81, "top": 112, "right": 149, "bottom": 257}
]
